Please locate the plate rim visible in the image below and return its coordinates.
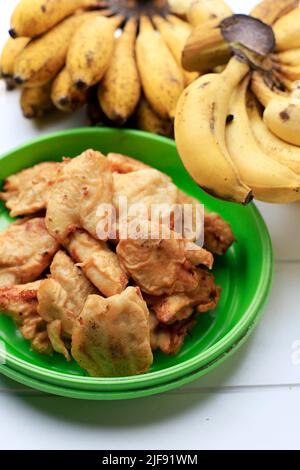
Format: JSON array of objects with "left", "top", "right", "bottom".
[{"left": 0, "top": 127, "right": 274, "bottom": 390}]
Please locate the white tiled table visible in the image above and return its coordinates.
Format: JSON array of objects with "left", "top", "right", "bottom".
[{"left": 1, "top": 0, "right": 300, "bottom": 450}]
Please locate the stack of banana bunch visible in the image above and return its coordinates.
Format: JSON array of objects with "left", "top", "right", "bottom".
[
  {"left": 175, "top": 0, "right": 300, "bottom": 204},
  {"left": 0, "top": 0, "right": 202, "bottom": 137}
]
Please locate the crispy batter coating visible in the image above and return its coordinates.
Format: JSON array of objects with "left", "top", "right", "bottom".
[
  {"left": 203, "top": 212, "right": 235, "bottom": 256},
  {"left": 47, "top": 320, "right": 70, "bottom": 361},
  {"left": 46, "top": 150, "right": 113, "bottom": 243},
  {"left": 116, "top": 221, "right": 213, "bottom": 296},
  {"left": 178, "top": 191, "right": 235, "bottom": 255},
  {"left": 113, "top": 169, "right": 178, "bottom": 217},
  {"left": 0, "top": 281, "right": 52, "bottom": 355},
  {"left": 0, "top": 218, "right": 59, "bottom": 287},
  {"left": 149, "top": 312, "right": 195, "bottom": 355},
  {"left": 0, "top": 161, "right": 68, "bottom": 217},
  {"left": 150, "top": 269, "right": 221, "bottom": 324},
  {"left": 38, "top": 250, "right": 96, "bottom": 338},
  {"left": 65, "top": 230, "right": 128, "bottom": 297},
  {"left": 72, "top": 287, "right": 153, "bottom": 377},
  {"left": 107, "top": 153, "right": 150, "bottom": 174}
]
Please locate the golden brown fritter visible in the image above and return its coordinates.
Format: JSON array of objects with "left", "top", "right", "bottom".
[
  {"left": 149, "top": 312, "right": 196, "bottom": 355},
  {"left": 47, "top": 320, "right": 70, "bottom": 361},
  {"left": 0, "top": 281, "right": 52, "bottom": 355},
  {"left": 46, "top": 149, "right": 113, "bottom": 243},
  {"left": 72, "top": 287, "right": 153, "bottom": 377},
  {"left": 178, "top": 191, "right": 235, "bottom": 255},
  {"left": 203, "top": 212, "right": 235, "bottom": 256},
  {"left": 38, "top": 250, "right": 96, "bottom": 338},
  {"left": 0, "top": 161, "right": 68, "bottom": 217},
  {"left": 65, "top": 230, "right": 128, "bottom": 297},
  {"left": 150, "top": 269, "right": 221, "bottom": 325},
  {"left": 107, "top": 153, "right": 150, "bottom": 174},
  {"left": 113, "top": 169, "right": 178, "bottom": 217},
  {"left": 116, "top": 221, "right": 213, "bottom": 296},
  {"left": 0, "top": 218, "right": 59, "bottom": 287}
]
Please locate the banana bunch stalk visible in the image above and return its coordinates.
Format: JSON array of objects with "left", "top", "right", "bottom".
[
  {"left": 0, "top": 0, "right": 205, "bottom": 136},
  {"left": 176, "top": 0, "right": 300, "bottom": 204}
]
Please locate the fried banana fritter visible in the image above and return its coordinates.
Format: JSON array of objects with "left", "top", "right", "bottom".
[
  {"left": 65, "top": 230, "right": 128, "bottom": 297},
  {"left": 38, "top": 250, "right": 96, "bottom": 337},
  {"left": 0, "top": 281, "right": 52, "bottom": 355},
  {"left": 117, "top": 221, "right": 213, "bottom": 297},
  {"left": 0, "top": 161, "right": 69, "bottom": 218},
  {"left": 0, "top": 218, "right": 59, "bottom": 287},
  {"left": 46, "top": 150, "right": 113, "bottom": 243},
  {"left": 72, "top": 287, "right": 153, "bottom": 377},
  {"left": 150, "top": 269, "right": 221, "bottom": 325},
  {"left": 149, "top": 312, "right": 195, "bottom": 355},
  {"left": 178, "top": 191, "right": 235, "bottom": 255}
]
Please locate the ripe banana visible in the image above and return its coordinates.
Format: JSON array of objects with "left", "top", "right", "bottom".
[
  {"left": 175, "top": 57, "right": 252, "bottom": 204},
  {"left": 167, "top": 15, "right": 192, "bottom": 31},
  {"left": 251, "top": 0, "right": 298, "bottom": 25},
  {"left": 51, "top": 67, "right": 87, "bottom": 112},
  {"left": 98, "top": 18, "right": 141, "bottom": 124},
  {"left": 9, "top": 0, "right": 99, "bottom": 38},
  {"left": 247, "top": 94, "right": 300, "bottom": 175},
  {"left": 226, "top": 77, "right": 300, "bottom": 203},
  {"left": 168, "top": 0, "right": 191, "bottom": 17},
  {"left": 273, "top": 8, "right": 300, "bottom": 51},
  {"left": 20, "top": 83, "right": 53, "bottom": 118},
  {"left": 263, "top": 89, "right": 300, "bottom": 146},
  {"left": 278, "top": 64, "right": 300, "bottom": 81},
  {"left": 135, "top": 97, "right": 173, "bottom": 137},
  {"left": 251, "top": 71, "right": 287, "bottom": 107},
  {"left": 0, "top": 37, "right": 30, "bottom": 79},
  {"left": 136, "top": 16, "right": 184, "bottom": 120},
  {"left": 14, "top": 11, "right": 98, "bottom": 87},
  {"left": 182, "top": 19, "right": 231, "bottom": 72},
  {"left": 187, "top": 0, "right": 232, "bottom": 27},
  {"left": 67, "top": 15, "right": 122, "bottom": 90},
  {"left": 275, "top": 48, "right": 300, "bottom": 66},
  {"left": 153, "top": 16, "right": 198, "bottom": 86}
]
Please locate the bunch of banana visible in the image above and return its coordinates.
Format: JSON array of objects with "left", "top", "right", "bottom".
[
  {"left": 0, "top": 0, "right": 204, "bottom": 134},
  {"left": 175, "top": 0, "right": 300, "bottom": 204}
]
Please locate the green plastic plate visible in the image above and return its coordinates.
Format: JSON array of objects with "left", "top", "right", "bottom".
[{"left": 0, "top": 128, "right": 274, "bottom": 398}]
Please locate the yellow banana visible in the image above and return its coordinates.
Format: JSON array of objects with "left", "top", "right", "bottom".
[
  {"left": 187, "top": 0, "right": 232, "bottom": 27},
  {"left": 251, "top": 0, "right": 298, "bottom": 25},
  {"left": 51, "top": 67, "right": 87, "bottom": 112},
  {"left": 263, "top": 87, "right": 300, "bottom": 147},
  {"left": 276, "top": 48, "right": 300, "bottom": 66},
  {"left": 98, "top": 18, "right": 141, "bottom": 124},
  {"left": 168, "top": 0, "right": 191, "bottom": 17},
  {"left": 167, "top": 15, "right": 192, "bottom": 31},
  {"left": 279, "top": 64, "right": 300, "bottom": 81},
  {"left": 0, "top": 37, "right": 30, "bottom": 78},
  {"left": 153, "top": 16, "right": 198, "bottom": 86},
  {"left": 67, "top": 15, "right": 122, "bottom": 90},
  {"left": 136, "top": 16, "right": 184, "bottom": 120},
  {"left": 226, "top": 77, "right": 300, "bottom": 203},
  {"left": 247, "top": 94, "right": 300, "bottom": 175},
  {"left": 175, "top": 57, "right": 252, "bottom": 204},
  {"left": 20, "top": 83, "right": 53, "bottom": 118},
  {"left": 14, "top": 11, "right": 98, "bottom": 87},
  {"left": 136, "top": 97, "right": 173, "bottom": 137},
  {"left": 182, "top": 19, "right": 231, "bottom": 72},
  {"left": 9, "top": 0, "right": 100, "bottom": 38},
  {"left": 251, "top": 71, "right": 288, "bottom": 107},
  {"left": 273, "top": 8, "right": 300, "bottom": 51}
]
